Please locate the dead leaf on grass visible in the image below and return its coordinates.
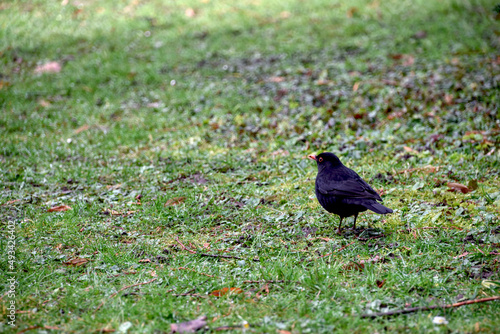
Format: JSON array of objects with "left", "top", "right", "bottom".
[
  {"left": 447, "top": 182, "right": 472, "bottom": 194},
  {"left": 34, "top": 61, "right": 62, "bottom": 74},
  {"left": 412, "top": 30, "right": 427, "bottom": 39},
  {"left": 185, "top": 8, "right": 196, "bottom": 17},
  {"left": 75, "top": 124, "right": 90, "bottom": 134},
  {"left": 209, "top": 287, "right": 243, "bottom": 297},
  {"left": 376, "top": 279, "right": 386, "bottom": 288},
  {"left": 2, "top": 199, "right": 21, "bottom": 206},
  {"left": 346, "top": 7, "right": 358, "bottom": 18},
  {"left": 454, "top": 252, "right": 470, "bottom": 259},
  {"left": 48, "top": 205, "right": 72, "bottom": 212},
  {"left": 139, "top": 258, "right": 151, "bottom": 263},
  {"left": 170, "top": 315, "right": 207, "bottom": 333},
  {"left": 64, "top": 258, "right": 88, "bottom": 266},
  {"left": 403, "top": 146, "right": 418, "bottom": 154},
  {"left": 165, "top": 197, "right": 186, "bottom": 206},
  {"left": 39, "top": 99, "right": 51, "bottom": 107},
  {"left": 267, "top": 76, "right": 285, "bottom": 83}
]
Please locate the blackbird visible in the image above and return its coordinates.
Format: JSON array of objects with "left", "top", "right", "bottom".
[{"left": 308, "top": 152, "right": 392, "bottom": 234}]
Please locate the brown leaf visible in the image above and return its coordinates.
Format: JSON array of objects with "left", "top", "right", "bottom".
[
  {"left": 412, "top": 30, "right": 427, "bottom": 39},
  {"left": 447, "top": 182, "right": 472, "bottom": 194},
  {"left": 75, "top": 124, "right": 90, "bottom": 134},
  {"left": 358, "top": 255, "right": 384, "bottom": 264},
  {"left": 139, "top": 258, "right": 151, "bottom": 263},
  {"left": 39, "top": 99, "right": 51, "bottom": 107},
  {"left": 2, "top": 199, "right": 21, "bottom": 206},
  {"left": 278, "top": 330, "right": 292, "bottom": 334},
  {"left": 444, "top": 93, "right": 454, "bottom": 105},
  {"left": 402, "top": 55, "right": 415, "bottom": 66},
  {"left": 94, "top": 328, "right": 115, "bottom": 333},
  {"left": 209, "top": 287, "right": 243, "bottom": 297},
  {"left": 352, "top": 82, "right": 360, "bottom": 92},
  {"left": 454, "top": 252, "right": 469, "bottom": 259},
  {"left": 346, "top": 7, "right": 358, "bottom": 18},
  {"left": 185, "top": 8, "right": 196, "bottom": 17},
  {"left": 376, "top": 279, "right": 386, "bottom": 288},
  {"left": 48, "top": 205, "right": 72, "bottom": 212},
  {"left": 268, "top": 76, "right": 285, "bottom": 83},
  {"left": 165, "top": 197, "right": 186, "bottom": 206},
  {"left": 64, "top": 258, "right": 88, "bottom": 266},
  {"left": 34, "top": 61, "right": 62, "bottom": 74},
  {"left": 171, "top": 315, "right": 207, "bottom": 333},
  {"left": 403, "top": 146, "right": 418, "bottom": 154}
]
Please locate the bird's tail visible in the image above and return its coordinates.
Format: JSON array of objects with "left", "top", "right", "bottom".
[{"left": 364, "top": 202, "right": 393, "bottom": 214}]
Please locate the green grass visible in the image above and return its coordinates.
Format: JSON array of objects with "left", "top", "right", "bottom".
[{"left": 1, "top": 0, "right": 500, "bottom": 332}]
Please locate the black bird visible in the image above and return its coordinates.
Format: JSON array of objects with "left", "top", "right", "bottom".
[{"left": 308, "top": 152, "right": 392, "bottom": 234}]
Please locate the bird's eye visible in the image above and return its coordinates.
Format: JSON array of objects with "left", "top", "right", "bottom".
[{"left": 318, "top": 157, "right": 323, "bottom": 162}]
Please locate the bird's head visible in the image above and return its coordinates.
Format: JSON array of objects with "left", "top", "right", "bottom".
[{"left": 308, "top": 152, "right": 343, "bottom": 169}]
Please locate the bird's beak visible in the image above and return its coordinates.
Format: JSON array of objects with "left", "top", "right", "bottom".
[{"left": 308, "top": 154, "right": 317, "bottom": 161}]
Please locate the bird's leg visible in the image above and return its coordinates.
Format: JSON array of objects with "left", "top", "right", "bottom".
[
  {"left": 337, "top": 217, "right": 344, "bottom": 234},
  {"left": 352, "top": 213, "right": 358, "bottom": 230}
]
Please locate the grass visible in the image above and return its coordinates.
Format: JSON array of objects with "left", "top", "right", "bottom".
[{"left": 1, "top": 0, "right": 500, "bottom": 332}]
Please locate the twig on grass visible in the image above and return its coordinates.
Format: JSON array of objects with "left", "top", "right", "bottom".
[
  {"left": 17, "top": 325, "right": 62, "bottom": 333},
  {"left": 199, "top": 252, "right": 260, "bottom": 262},
  {"left": 307, "top": 241, "right": 356, "bottom": 262},
  {"left": 175, "top": 236, "right": 197, "bottom": 254},
  {"left": 403, "top": 226, "right": 464, "bottom": 233},
  {"left": 94, "top": 278, "right": 157, "bottom": 312},
  {"left": 361, "top": 296, "right": 500, "bottom": 318},
  {"left": 242, "top": 279, "right": 301, "bottom": 285},
  {"left": 357, "top": 234, "right": 387, "bottom": 241}
]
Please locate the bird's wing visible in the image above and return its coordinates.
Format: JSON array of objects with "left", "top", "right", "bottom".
[{"left": 316, "top": 177, "right": 382, "bottom": 201}]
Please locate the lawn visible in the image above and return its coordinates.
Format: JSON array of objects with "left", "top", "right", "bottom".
[{"left": 1, "top": 0, "right": 500, "bottom": 333}]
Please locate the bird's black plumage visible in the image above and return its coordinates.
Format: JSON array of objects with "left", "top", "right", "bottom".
[{"left": 309, "top": 152, "right": 392, "bottom": 233}]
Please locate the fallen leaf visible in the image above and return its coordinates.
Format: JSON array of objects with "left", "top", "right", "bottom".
[
  {"left": 315, "top": 79, "right": 332, "bottom": 85},
  {"left": 94, "top": 328, "right": 115, "bottom": 333},
  {"left": 2, "top": 199, "right": 21, "bottom": 206},
  {"left": 343, "top": 262, "right": 364, "bottom": 271},
  {"left": 447, "top": 182, "right": 472, "bottom": 194},
  {"left": 358, "top": 255, "right": 384, "bottom": 264},
  {"left": 185, "top": 8, "right": 196, "bottom": 17},
  {"left": 139, "top": 259, "right": 151, "bottom": 263},
  {"left": 352, "top": 82, "right": 360, "bottom": 92},
  {"left": 63, "top": 258, "right": 88, "bottom": 266},
  {"left": 444, "top": 93, "right": 454, "bottom": 105},
  {"left": 346, "top": 7, "right": 358, "bottom": 18},
  {"left": 403, "top": 55, "right": 415, "bottom": 66},
  {"left": 209, "top": 287, "right": 243, "bottom": 297},
  {"left": 268, "top": 76, "right": 285, "bottom": 83},
  {"left": 75, "top": 124, "right": 90, "bottom": 134},
  {"left": 279, "top": 11, "right": 291, "bottom": 19},
  {"left": 39, "top": 99, "right": 51, "bottom": 107},
  {"left": 277, "top": 330, "right": 292, "bottom": 334},
  {"left": 376, "top": 279, "right": 386, "bottom": 288},
  {"left": 48, "top": 205, "right": 72, "bottom": 212},
  {"left": 454, "top": 252, "right": 469, "bottom": 259},
  {"left": 147, "top": 102, "right": 161, "bottom": 108},
  {"left": 403, "top": 146, "right": 418, "bottom": 154},
  {"left": 412, "top": 30, "right": 427, "bottom": 39},
  {"left": 165, "top": 197, "right": 186, "bottom": 206},
  {"left": 171, "top": 315, "right": 207, "bottom": 333},
  {"left": 34, "top": 61, "right": 62, "bottom": 74}
]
